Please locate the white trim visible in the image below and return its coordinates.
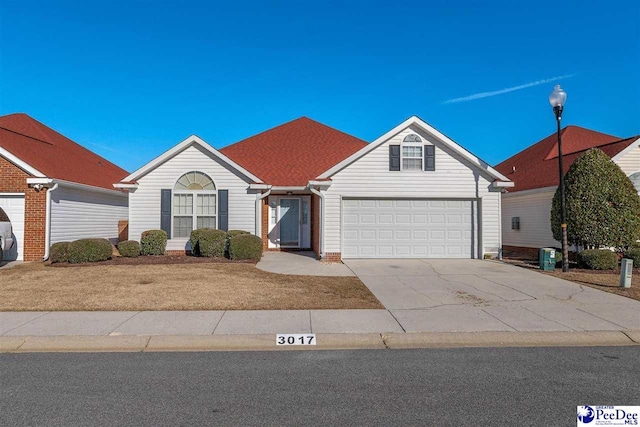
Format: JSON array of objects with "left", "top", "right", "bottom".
[
  {"left": 502, "top": 185, "right": 556, "bottom": 197},
  {"left": 307, "top": 180, "right": 332, "bottom": 188},
  {"left": 113, "top": 183, "right": 139, "bottom": 189},
  {"left": 270, "top": 186, "right": 308, "bottom": 191},
  {"left": 0, "top": 192, "right": 25, "bottom": 196},
  {"left": 42, "top": 183, "right": 59, "bottom": 261},
  {"left": 0, "top": 147, "right": 46, "bottom": 177},
  {"left": 611, "top": 137, "right": 640, "bottom": 162},
  {"left": 120, "top": 135, "right": 263, "bottom": 184},
  {"left": 249, "top": 183, "right": 271, "bottom": 190},
  {"left": 255, "top": 188, "right": 272, "bottom": 236},
  {"left": 317, "top": 116, "right": 512, "bottom": 183},
  {"left": 26, "top": 178, "right": 128, "bottom": 197},
  {"left": 492, "top": 181, "right": 515, "bottom": 188},
  {"left": 308, "top": 185, "right": 325, "bottom": 257}
]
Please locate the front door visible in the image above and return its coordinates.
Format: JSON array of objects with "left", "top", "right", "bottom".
[{"left": 279, "top": 198, "right": 300, "bottom": 247}]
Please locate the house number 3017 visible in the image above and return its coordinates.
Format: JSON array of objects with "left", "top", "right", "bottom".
[{"left": 276, "top": 334, "right": 316, "bottom": 345}]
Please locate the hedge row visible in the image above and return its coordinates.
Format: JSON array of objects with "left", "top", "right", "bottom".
[
  {"left": 50, "top": 238, "right": 113, "bottom": 264},
  {"left": 577, "top": 249, "right": 618, "bottom": 270},
  {"left": 190, "top": 228, "right": 260, "bottom": 261}
]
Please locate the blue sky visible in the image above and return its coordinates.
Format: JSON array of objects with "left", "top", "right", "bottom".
[{"left": 1, "top": 0, "right": 638, "bottom": 173}]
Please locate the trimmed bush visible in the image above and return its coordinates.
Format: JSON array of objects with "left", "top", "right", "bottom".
[
  {"left": 140, "top": 230, "right": 167, "bottom": 256},
  {"left": 578, "top": 249, "right": 618, "bottom": 270},
  {"left": 227, "top": 229, "right": 250, "bottom": 239},
  {"left": 50, "top": 242, "right": 70, "bottom": 264},
  {"left": 117, "top": 240, "right": 140, "bottom": 258},
  {"left": 623, "top": 248, "right": 640, "bottom": 267},
  {"left": 190, "top": 228, "right": 227, "bottom": 257},
  {"left": 67, "top": 238, "right": 113, "bottom": 264},
  {"left": 228, "top": 234, "right": 263, "bottom": 261}
]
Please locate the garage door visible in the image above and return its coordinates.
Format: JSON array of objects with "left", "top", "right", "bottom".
[
  {"left": 342, "top": 199, "right": 475, "bottom": 259},
  {"left": 0, "top": 195, "right": 25, "bottom": 261}
]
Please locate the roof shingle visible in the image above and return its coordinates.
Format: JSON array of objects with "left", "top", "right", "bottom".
[{"left": 0, "top": 113, "right": 129, "bottom": 190}]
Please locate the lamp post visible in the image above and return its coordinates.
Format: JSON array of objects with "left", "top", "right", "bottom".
[{"left": 549, "top": 84, "right": 569, "bottom": 272}]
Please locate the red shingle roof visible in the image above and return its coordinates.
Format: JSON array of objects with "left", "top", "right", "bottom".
[
  {"left": 0, "top": 113, "right": 129, "bottom": 190},
  {"left": 495, "top": 125, "right": 638, "bottom": 193},
  {"left": 220, "top": 117, "right": 368, "bottom": 186}
]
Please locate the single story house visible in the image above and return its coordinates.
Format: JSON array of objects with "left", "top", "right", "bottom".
[
  {"left": 117, "top": 116, "right": 512, "bottom": 260},
  {"left": 494, "top": 125, "right": 640, "bottom": 255},
  {"left": 0, "top": 113, "right": 129, "bottom": 261}
]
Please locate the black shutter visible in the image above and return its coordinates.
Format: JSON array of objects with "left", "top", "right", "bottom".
[
  {"left": 160, "top": 189, "right": 172, "bottom": 239},
  {"left": 389, "top": 145, "right": 400, "bottom": 171},
  {"left": 218, "top": 190, "right": 228, "bottom": 231},
  {"left": 424, "top": 145, "right": 435, "bottom": 171}
]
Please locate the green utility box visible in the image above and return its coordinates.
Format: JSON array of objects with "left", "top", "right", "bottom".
[{"left": 538, "top": 248, "right": 556, "bottom": 271}]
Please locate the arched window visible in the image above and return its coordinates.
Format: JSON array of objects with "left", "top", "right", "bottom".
[
  {"left": 173, "top": 171, "right": 217, "bottom": 237},
  {"left": 401, "top": 134, "right": 423, "bottom": 170},
  {"left": 629, "top": 172, "right": 640, "bottom": 194}
]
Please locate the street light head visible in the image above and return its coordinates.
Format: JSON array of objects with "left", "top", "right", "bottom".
[{"left": 549, "top": 84, "right": 567, "bottom": 108}]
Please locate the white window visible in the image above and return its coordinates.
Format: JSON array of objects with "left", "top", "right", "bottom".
[
  {"left": 173, "top": 172, "right": 216, "bottom": 238},
  {"left": 402, "top": 134, "right": 423, "bottom": 170}
]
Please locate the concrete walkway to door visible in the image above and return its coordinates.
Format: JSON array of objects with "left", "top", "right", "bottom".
[{"left": 344, "top": 259, "right": 640, "bottom": 333}]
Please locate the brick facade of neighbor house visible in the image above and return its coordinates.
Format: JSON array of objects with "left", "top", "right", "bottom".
[{"left": 0, "top": 156, "right": 47, "bottom": 261}]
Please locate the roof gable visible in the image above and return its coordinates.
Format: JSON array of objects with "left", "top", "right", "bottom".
[
  {"left": 318, "top": 116, "right": 511, "bottom": 183},
  {"left": 220, "top": 117, "right": 368, "bottom": 186},
  {"left": 0, "top": 113, "right": 129, "bottom": 190},
  {"left": 495, "top": 126, "right": 638, "bottom": 193},
  {"left": 121, "top": 135, "right": 263, "bottom": 184}
]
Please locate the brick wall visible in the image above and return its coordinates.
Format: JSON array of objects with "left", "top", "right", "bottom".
[
  {"left": 261, "top": 197, "right": 269, "bottom": 250},
  {"left": 0, "top": 156, "right": 46, "bottom": 261}
]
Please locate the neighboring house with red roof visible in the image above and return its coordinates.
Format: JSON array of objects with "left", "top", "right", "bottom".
[
  {"left": 0, "top": 113, "right": 129, "bottom": 261},
  {"left": 495, "top": 125, "right": 640, "bottom": 254},
  {"left": 118, "top": 116, "right": 512, "bottom": 260}
]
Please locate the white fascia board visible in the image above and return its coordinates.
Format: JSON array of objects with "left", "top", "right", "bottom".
[
  {"left": 492, "top": 181, "right": 515, "bottom": 188},
  {"left": 121, "top": 135, "right": 264, "bottom": 184},
  {"left": 0, "top": 147, "right": 46, "bottom": 177},
  {"left": 308, "top": 180, "right": 332, "bottom": 188},
  {"left": 270, "top": 186, "right": 308, "bottom": 191},
  {"left": 0, "top": 192, "right": 25, "bottom": 196},
  {"left": 317, "top": 116, "right": 512, "bottom": 183},
  {"left": 502, "top": 185, "right": 556, "bottom": 197},
  {"left": 249, "top": 183, "right": 272, "bottom": 190},
  {"left": 612, "top": 137, "right": 640, "bottom": 162},
  {"left": 113, "top": 183, "right": 139, "bottom": 189},
  {"left": 26, "top": 178, "right": 128, "bottom": 197}
]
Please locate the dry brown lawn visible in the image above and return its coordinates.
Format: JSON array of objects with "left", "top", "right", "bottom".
[
  {"left": 544, "top": 270, "right": 640, "bottom": 301},
  {"left": 0, "top": 262, "right": 382, "bottom": 311}
]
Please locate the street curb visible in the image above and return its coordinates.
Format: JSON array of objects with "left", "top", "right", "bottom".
[{"left": 1, "top": 331, "right": 638, "bottom": 353}]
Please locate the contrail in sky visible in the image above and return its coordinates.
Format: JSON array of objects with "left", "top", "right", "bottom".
[{"left": 443, "top": 73, "right": 577, "bottom": 104}]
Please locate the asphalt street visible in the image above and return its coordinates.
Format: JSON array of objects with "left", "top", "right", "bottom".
[{"left": 2, "top": 347, "right": 639, "bottom": 426}]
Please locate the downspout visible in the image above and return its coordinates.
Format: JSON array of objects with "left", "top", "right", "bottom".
[
  {"left": 308, "top": 185, "right": 325, "bottom": 259},
  {"left": 42, "top": 183, "right": 59, "bottom": 261},
  {"left": 255, "top": 187, "right": 272, "bottom": 237}
]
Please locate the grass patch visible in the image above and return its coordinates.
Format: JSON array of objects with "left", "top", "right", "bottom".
[{"left": 0, "top": 262, "right": 382, "bottom": 311}]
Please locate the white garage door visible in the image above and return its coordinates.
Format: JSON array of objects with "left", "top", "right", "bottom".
[
  {"left": 342, "top": 199, "right": 475, "bottom": 259},
  {"left": 0, "top": 194, "right": 25, "bottom": 261}
]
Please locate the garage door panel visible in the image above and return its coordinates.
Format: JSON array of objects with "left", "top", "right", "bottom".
[
  {"left": 0, "top": 195, "right": 25, "bottom": 261},
  {"left": 342, "top": 198, "right": 475, "bottom": 259}
]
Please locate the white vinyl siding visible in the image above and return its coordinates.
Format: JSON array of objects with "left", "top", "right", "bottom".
[
  {"left": 324, "top": 125, "right": 502, "bottom": 257},
  {"left": 128, "top": 143, "right": 256, "bottom": 251},
  {"left": 50, "top": 186, "right": 128, "bottom": 245},
  {"left": 614, "top": 144, "right": 640, "bottom": 176},
  {"left": 501, "top": 188, "right": 559, "bottom": 249}
]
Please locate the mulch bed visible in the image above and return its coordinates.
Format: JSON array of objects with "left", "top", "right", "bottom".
[{"left": 50, "top": 255, "right": 256, "bottom": 268}]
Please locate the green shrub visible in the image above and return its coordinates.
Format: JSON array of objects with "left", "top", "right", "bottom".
[
  {"left": 623, "top": 248, "right": 640, "bottom": 267},
  {"left": 578, "top": 249, "right": 618, "bottom": 270},
  {"left": 140, "top": 230, "right": 167, "bottom": 256},
  {"left": 227, "top": 229, "right": 250, "bottom": 239},
  {"left": 190, "top": 228, "right": 227, "bottom": 257},
  {"left": 117, "top": 240, "right": 140, "bottom": 258},
  {"left": 228, "top": 234, "right": 263, "bottom": 261},
  {"left": 67, "top": 238, "right": 113, "bottom": 264},
  {"left": 50, "top": 242, "right": 70, "bottom": 264},
  {"left": 553, "top": 248, "right": 563, "bottom": 265}
]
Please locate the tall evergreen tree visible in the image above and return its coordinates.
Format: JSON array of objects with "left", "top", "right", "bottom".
[{"left": 551, "top": 148, "right": 640, "bottom": 249}]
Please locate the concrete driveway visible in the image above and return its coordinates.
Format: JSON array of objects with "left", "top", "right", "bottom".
[{"left": 344, "top": 259, "right": 640, "bottom": 333}]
